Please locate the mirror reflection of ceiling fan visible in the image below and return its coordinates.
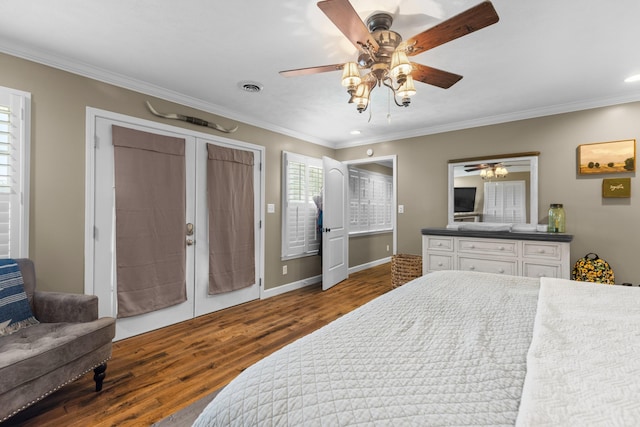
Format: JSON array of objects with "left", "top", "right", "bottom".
[
  {"left": 280, "top": 0, "right": 499, "bottom": 113},
  {"left": 465, "top": 162, "right": 504, "bottom": 172},
  {"left": 464, "top": 160, "right": 531, "bottom": 179}
]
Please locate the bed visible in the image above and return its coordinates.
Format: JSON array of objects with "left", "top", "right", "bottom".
[{"left": 194, "top": 270, "right": 640, "bottom": 426}]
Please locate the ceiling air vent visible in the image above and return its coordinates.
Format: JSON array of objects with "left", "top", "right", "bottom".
[{"left": 238, "top": 81, "right": 263, "bottom": 93}]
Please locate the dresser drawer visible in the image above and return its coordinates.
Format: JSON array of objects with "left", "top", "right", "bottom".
[
  {"left": 522, "top": 262, "right": 562, "bottom": 279},
  {"left": 457, "top": 238, "right": 518, "bottom": 257},
  {"left": 426, "top": 253, "right": 453, "bottom": 272},
  {"left": 522, "top": 242, "right": 562, "bottom": 260},
  {"left": 426, "top": 236, "right": 454, "bottom": 251},
  {"left": 458, "top": 256, "right": 517, "bottom": 275}
]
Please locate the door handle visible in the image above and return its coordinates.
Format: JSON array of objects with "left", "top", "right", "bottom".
[
  {"left": 186, "top": 238, "right": 194, "bottom": 246},
  {"left": 186, "top": 223, "right": 194, "bottom": 236}
]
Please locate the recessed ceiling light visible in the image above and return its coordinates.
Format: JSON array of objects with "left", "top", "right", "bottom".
[
  {"left": 238, "top": 81, "right": 263, "bottom": 93},
  {"left": 624, "top": 74, "right": 640, "bottom": 83},
  {"left": 350, "top": 130, "right": 361, "bottom": 135}
]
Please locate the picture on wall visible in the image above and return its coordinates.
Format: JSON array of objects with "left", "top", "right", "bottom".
[
  {"left": 602, "top": 178, "right": 631, "bottom": 198},
  {"left": 578, "top": 139, "right": 636, "bottom": 175}
]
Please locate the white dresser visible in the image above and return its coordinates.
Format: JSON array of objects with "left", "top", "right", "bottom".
[{"left": 422, "top": 228, "right": 573, "bottom": 279}]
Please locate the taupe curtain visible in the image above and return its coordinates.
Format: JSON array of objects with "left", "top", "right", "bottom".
[
  {"left": 113, "top": 125, "right": 187, "bottom": 318},
  {"left": 207, "top": 144, "right": 255, "bottom": 295}
]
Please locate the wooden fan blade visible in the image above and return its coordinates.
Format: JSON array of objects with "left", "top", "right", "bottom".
[
  {"left": 405, "top": 1, "right": 499, "bottom": 56},
  {"left": 411, "top": 63, "right": 463, "bottom": 89},
  {"left": 280, "top": 64, "right": 344, "bottom": 77},
  {"left": 317, "top": 0, "right": 379, "bottom": 53}
]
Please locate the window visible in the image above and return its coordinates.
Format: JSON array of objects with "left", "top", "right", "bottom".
[
  {"left": 0, "top": 86, "right": 30, "bottom": 258},
  {"left": 348, "top": 166, "right": 392, "bottom": 234},
  {"left": 281, "top": 152, "right": 323, "bottom": 259},
  {"left": 483, "top": 181, "right": 526, "bottom": 223}
]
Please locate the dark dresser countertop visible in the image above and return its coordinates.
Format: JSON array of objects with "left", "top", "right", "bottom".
[{"left": 421, "top": 227, "right": 574, "bottom": 243}]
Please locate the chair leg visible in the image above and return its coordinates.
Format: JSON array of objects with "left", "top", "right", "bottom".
[{"left": 93, "top": 363, "right": 107, "bottom": 392}]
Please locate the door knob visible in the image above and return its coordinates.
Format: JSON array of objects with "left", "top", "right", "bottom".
[
  {"left": 186, "top": 238, "right": 194, "bottom": 246},
  {"left": 186, "top": 223, "right": 194, "bottom": 236}
]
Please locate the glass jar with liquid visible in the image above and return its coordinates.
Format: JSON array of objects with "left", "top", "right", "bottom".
[{"left": 548, "top": 204, "right": 565, "bottom": 233}]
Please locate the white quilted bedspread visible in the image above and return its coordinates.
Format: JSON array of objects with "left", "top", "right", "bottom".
[
  {"left": 194, "top": 271, "right": 540, "bottom": 426},
  {"left": 516, "top": 278, "right": 640, "bottom": 426}
]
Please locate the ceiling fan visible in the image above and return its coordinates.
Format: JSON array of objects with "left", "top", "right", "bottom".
[{"left": 280, "top": 0, "right": 499, "bottom": 113}]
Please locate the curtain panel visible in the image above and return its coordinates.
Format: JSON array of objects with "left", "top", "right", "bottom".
[
  {"left": 112, "top": 125, "right": 187, "bottom": 318},
  {"left": 207, "top": 144, "right": 255, "bottom": 295}
]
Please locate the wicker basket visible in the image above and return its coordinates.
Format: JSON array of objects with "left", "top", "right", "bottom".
[{"left": 391, "top": 254, "right": 423, "bottom": 288}]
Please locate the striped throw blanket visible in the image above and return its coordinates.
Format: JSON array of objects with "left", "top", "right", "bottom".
[{"left": 0, "top": 259, "right": 38, "bottom": 336}]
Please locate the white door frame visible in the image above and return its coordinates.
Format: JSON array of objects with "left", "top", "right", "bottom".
[
  {"left": 84, "top": 107, "right": 265, "bottom": 331},
  {"left": 344, "top": 155, "right": 398, "bottom": 256}
]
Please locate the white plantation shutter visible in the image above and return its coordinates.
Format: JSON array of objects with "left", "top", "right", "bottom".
[
  {"left": 348, "top": 166, "right": 392, "bottom": 234},
  {"left": 483, "top": 181, "right": 525, "bottom": 223},
  {"left": 0, "top": 87, "right": 30, "bottom": 258},
  {"left": 282, "top": 152, "right": 323, "bottom": 259}
]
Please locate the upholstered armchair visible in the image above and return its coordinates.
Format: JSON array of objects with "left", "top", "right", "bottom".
[{"left": 0, "top": 259, "right": 116, "bottom": 422}]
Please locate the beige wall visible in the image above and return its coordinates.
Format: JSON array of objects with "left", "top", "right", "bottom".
[
  {"left": 350, "top": 232, "right": 393, "bottom": 267},
  {"left": 0, "top": 52, "right": 334, "bottom": 293},
  {"left": 3, "top": 50, "right": 639, "bottom": 291},
  {"left": 338, "top": 102, "right": 640, "bottom": 284}
]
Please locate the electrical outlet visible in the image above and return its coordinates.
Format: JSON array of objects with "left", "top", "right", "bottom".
[
  {"left": 386, "top": 245, "right": 390, "bottom": 251},
  {"left": 282, "top": 265, "right": 287, "bottom": 275},
  {"left": 398, "top": 205, "right": 404, "bottom": 214}
]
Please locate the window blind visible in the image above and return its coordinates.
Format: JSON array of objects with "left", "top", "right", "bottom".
[
  {"left": 348, "top": 166, "right": 393, "bottom": 234},
  {"left": 0, "top": 87, "right": 29, "bottom": 258},
  {"left": 282, "top": 152, "right": 323, "bottom": 259}
]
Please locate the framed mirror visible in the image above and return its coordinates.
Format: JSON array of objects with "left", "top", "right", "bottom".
[{"left": 447, "top": 152, "right": 540, "bottom": 229}]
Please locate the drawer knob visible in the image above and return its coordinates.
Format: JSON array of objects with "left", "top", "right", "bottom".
[
  {"left": 538, "top": 249, "right": 545, "bottom": 253},
  {"left": 469, "top": 266, "right": 475, "bottom": 271},
  {"left": 436, "top": 242, "right": 442, "bottom": 246},
  {"left": 499, "top": 246, "right": 505, "bottom": 251},
  {"left": 498, "top": 268, "right": 505, "bottom": 274},
  {"left": 437, "top": 262, "right": 443, "bottom": 267},
  {"left": 470, "top": 244, "right": 475, "bottom": 249}
]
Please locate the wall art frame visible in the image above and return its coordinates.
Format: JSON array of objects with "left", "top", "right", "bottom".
[
  {"left": 577, "top": 139, "right": 636, "bottom": 175},
  {"left": 602, "top": 178, "right": 631, "bottom": 198}
]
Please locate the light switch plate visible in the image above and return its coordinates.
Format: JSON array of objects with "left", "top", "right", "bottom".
[{"left": 267, "top": 203, "right": 275, "bottom": 213}]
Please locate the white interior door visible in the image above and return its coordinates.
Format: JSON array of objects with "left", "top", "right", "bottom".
[
  {"left": 322, "top": 156, "right": 348, "bottom": 290},
  {"left": 91, "top": 116, "right": 196, "bottom": 340},
  {"left": 87, "top": 110, "right": 264, "bottom": 340},
  {"left": 193, "top": 138, "right": 261, "bottom": 316}
]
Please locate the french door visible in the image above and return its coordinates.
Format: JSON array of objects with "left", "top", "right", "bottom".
[{"left": 86, "top": 109, "right": 263, "bottom": 340}]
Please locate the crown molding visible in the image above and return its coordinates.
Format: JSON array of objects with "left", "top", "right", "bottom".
[
  {"left": 0, "top": 44, "right": 336, "bottom": 149},
  {"left": 335, "top": 91, "right": 640, "bottom": 149},
  {"left": 3, "top": 44, "right": 640, "bottom": 151}
]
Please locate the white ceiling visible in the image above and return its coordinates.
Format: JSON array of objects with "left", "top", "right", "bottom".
[{"left": 2, "top": 0, "right": 640, "bottom": 148}]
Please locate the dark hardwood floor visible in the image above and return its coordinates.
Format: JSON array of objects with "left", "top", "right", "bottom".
[{"left": 3, "top": 263, "right": 392, "bottom": 427}]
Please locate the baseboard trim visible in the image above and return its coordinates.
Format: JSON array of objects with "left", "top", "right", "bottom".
[
  {"left": 262, "top": 257, "right": 392, "bottom": 299},
  {"left": 262, "top": 274, "right": 322, "bottom": 299},
  {"left": 348, "top": 257, "right": 392, "bottom": 274}
]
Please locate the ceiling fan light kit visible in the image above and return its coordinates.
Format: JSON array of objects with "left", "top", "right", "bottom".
[{"left": 280, "top": 0, "right": 499, "bottom": 115}]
